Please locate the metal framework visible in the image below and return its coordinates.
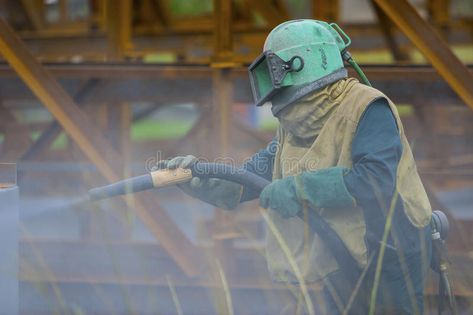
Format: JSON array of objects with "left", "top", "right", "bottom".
[
  {"left": 373, "top": 0, "right": 473, "bottom": 109},
  {"left": 0, "top": 18, "right": 203, "bottom": 277},
  {"left": 0, "top": 0, "right": 471, "bottom": 312}
]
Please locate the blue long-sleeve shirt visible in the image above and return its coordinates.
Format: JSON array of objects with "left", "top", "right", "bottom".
[
  {"left": 240, "top": 98, "right": 424, "bottom": 253},
  {"left": 241, "top": 98, "right": 400, "bottom": 202}
]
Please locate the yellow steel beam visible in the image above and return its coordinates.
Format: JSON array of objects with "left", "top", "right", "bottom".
[
  {"left": 212, "top": 0, "right": 235, "bottom": 67},
  {"left": 244, "top": 0, "right": 288, "bottom": 27},
  {"left": 373, "top": 0, "right": 473, "bottom": 110},
  {"left": 106, "top": 0, "right": 133, "bottom": 59},
  {"left": 20, "top": 0, "right": 45, "bottom": 30},
  {"left": 428, "top": 0, "right": 450, "bottom": 28},
  {"left": 313, "top": 0, "right": 339, "bottom": 22},
  {"left": 59, "top": 0, "right": 68, "bottom": 24},
  {"left": 0, "top": 18, "right": 203, "bottom": 276},
  {"left": 211, "top": 0, "right": 239, "bottom": 276},
  {"left": 152, "top": 0, "right": 172, "bottom": 27},
  {"left": 370, "top": 0, "right": 409, "bottom": 62}
]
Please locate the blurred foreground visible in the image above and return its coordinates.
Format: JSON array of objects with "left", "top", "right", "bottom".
[{"left": 0, "top": 0, "right": 471, "bottom": 314}]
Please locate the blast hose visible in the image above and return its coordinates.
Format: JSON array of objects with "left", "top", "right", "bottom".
[
  {"left": 90, "top": 164, "right": 458, "bottom": 313},
  {"left": 88, "top": 162, "right": 360, "bottom": 286},
  {"left": 88, "top": 163, "right": 269, "bottom": 201}
]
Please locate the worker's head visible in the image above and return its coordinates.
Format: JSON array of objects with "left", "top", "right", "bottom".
[{"left": 248, "top": 19, "right": 351, "bottom": 116}]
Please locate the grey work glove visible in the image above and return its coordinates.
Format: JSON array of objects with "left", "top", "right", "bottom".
[{"left": 153, "top": 155, "right": 243, "bottom": 210}]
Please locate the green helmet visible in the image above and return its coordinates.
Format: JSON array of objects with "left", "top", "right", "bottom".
[{"left": 248, "top": 19, "right": 352, "bottom": 115}]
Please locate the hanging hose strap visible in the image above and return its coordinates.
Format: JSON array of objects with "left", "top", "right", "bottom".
[{"left": 299, "top": 207, "right": 362, "bottom": 285}]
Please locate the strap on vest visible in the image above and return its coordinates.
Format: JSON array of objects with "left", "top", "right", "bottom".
[{"left": 430, "top": 210, "right": 458, "bottom": 315}]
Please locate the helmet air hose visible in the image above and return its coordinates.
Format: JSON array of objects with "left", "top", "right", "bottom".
[{"left": 342, "top": 50, "right": 372, "bottom": 87}]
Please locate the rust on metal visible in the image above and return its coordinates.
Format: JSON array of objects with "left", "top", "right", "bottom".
[
  {"left": 0, "top": 17, "right": 203, "bottom": 277},
  {"left": 374, "top": 0, "right": 473, "bottom": 110},
  {"left": 312, "top": 0, "right": 339, "bottom": 22}
]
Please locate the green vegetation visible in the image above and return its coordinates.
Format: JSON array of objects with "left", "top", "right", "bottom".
[
  {"left": 352, "top": 44, "right": 473, "bottom": 65},
  {"left": 131, "top": 120, "right": 193, "bottom": 141},
  {"left": 260, "top": 118, "right": 279, "bottom": 131},
  {"left": 143, "top": 53, "right": 177, "bottom": 63},
  {"left": 131, "top": 104, "right": 413, "bottom": 141},
  {"left": 396, "top": 104, "right": 413, "bottom": 117},
  {"left": 351, "top": 50, "right": 394, "bottom": 64},
  {"left": 411, "top": 44, "right": 473, "bottom": 64},
  {"left": 170, "top": 0, "right": 212, "bottom": 16},
  {"left": 5, "top": 104, "right": 413, "bottom": 149}
]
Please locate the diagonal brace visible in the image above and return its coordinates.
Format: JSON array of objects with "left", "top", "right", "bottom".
[
  {"left": 373, "top": 0, "right": 473, "bottom": 110},
  {"left": 0, "top": 18, "right": 203, "bottom": 276}
]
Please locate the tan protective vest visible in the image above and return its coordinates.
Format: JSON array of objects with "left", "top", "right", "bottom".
[{"left": 266, "top": 78, "right": 432, "bottom": 282}]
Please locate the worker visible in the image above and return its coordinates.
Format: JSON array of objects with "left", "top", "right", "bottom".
[{"left": 156, "top": 20, "right": 432, "bottom": 315}]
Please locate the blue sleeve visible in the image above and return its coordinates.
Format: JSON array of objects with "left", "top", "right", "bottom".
[
  {"left": 240, "top": 139, "right": 277, "bottom": 202},
  {"left": 343, "top": 98, "right": 402, "bottom": 216}
]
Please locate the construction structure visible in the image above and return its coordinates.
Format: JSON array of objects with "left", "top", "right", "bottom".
[{"left": 0, "top": 0, "right": 471, "bottom": 313}]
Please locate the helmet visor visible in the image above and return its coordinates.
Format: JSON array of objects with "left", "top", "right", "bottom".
[{"left": 248, "top": 51, "right": 303, "bottom": 107}]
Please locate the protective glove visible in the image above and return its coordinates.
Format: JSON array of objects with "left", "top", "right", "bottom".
[
  {"left": 153, "top": 155, "right": 243, "bottom": 210},
  {"left": 259, "top": 176, "right": 303, "bottom": 218},
  {"left": 299, "top": 167, "right": 356, "bottom": 209},
  {"left": 259, "top": 167, "right": 356, "bottom": 218}
]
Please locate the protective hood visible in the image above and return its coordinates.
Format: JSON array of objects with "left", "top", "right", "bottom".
[{"left": 278, "top": 78, "right": 357, "bottom": 140}]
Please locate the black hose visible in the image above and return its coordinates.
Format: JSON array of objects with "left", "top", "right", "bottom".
[
  {"left": 190, "top": 163, "right": 270, "bottom": 192},
  {"left": 442, "top": 271, "right": 458, "bottom": 315},
  {"left": 88, "top": 174, "right": 154, "bottom": 200},
  {"left": 88, "top": 162, "right": 360, "bottom": 289},
  {"left": 88, "top": 163, "right": 270, "bottom": 201},
  {"left": 190, "top": 164, "right": 360, "bottom": 284}
]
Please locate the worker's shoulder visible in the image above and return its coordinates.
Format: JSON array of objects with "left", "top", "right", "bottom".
[
  {"left": 346, "top": 79, "right": 387, "bottom": 100},
  {"left": 332, "top": 79, "right": 390, "bottom": 124}
]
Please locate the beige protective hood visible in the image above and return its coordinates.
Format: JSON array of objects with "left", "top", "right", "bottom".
[{"left": 277, "top": 78, "right": 358, "bottom": 140}]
